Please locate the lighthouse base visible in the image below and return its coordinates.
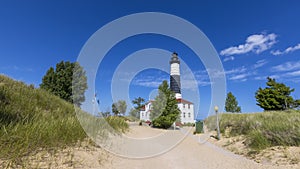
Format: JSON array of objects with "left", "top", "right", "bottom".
[{"left": 175, "top": 93, "right": 182, "bottom": 99}]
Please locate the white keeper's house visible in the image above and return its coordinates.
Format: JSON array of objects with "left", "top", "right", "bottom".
[{"left": 140, "top": 52, "right": 195, "bottom": 124}]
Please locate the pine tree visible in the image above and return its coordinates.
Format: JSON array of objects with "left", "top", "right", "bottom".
[
  {"left": 72, "top": 62, "right": 88, "bottom": 106},
  {"left": 40, "top": 67, "right": 55, "bottom": 92},
  {"left": 225, "top": 92, "right": 241, "bottom": 113},
  {"left": 112, "top": 100, "right": 127, "bottom": 116},
  {"left": 40, "top": 61, "right": 87, "bottom": 106},
  {"left": 132, "top": 97, "right": 145, "bottom": 110},
  {"left": 255, "top": 77, "right": 299, "bottom": 111},
  {"left": 112, "top": 103, "right": 119, "bottom": 116},
  {"left": 151, "top": 80, "right": 180, "bottom": 129},
  {"left": 129, "top": 97, "right": 145, "bottom": 119}
]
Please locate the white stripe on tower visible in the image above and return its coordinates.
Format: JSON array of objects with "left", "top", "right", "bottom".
[{"left": 170, "top": 63, "right": 180, "bottom": 75}]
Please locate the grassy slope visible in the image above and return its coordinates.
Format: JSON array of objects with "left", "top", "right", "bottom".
[
  {"left": 211, "top": 111, "right": 300, "bottom": 150},
  {"left": 0, "top": 75, "right": 87, "bottom": 163},
  {"left": 0, "top": 75, "right": 129, "bottom": 166}
]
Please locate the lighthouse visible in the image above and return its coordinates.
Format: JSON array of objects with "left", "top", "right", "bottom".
[
  {"left": 140, "top": 51, "right": 195, "bottom": 124},
  {"left": 170, "top": 52, "right": 182, "bottom": 99}
]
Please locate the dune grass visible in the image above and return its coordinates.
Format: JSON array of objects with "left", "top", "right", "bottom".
[
  {"left": 0, "top": 75, "right": 87, "bottom": 164},
  {"left": 0, "top": 75, "right": 128, "bottom": 166},
  {"left": 105, "top": 116, "right": 129, "bottom": 133},
  {"left": 206, "top": 110, "right": 300, "bottom": 150}
]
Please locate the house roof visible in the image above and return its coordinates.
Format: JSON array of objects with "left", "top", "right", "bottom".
[
  {"left": 146, "top": 100, "right": 154, "bottom": 104},
  {"left": 140, "top": 100, "right": 154, "bottom": 111},
  {"left": 176, "top": 98, "right": 193, "bottom": 104}
]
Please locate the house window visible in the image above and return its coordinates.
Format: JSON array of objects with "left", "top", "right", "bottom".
[
  {"left": 142, "top": 113, "right": 144, "bottom": 117},
  {"left": 188, "top": 104, "right": 190, "bottom": 109},
  {"left": 183, "top": 104, "right": 185, "bottom": 108},
  {"left": 183, "top": 112, "right": 186, "bottom": 118},
  {"left": 188, "top": 113, "right": 191, "bottom": 118}
]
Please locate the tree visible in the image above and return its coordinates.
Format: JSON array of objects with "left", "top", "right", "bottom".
[
  {"left": 225, "top": 92, "right": 241, "bottom": 113},
  {"left": 112, "top": 103, "right": 119, "bottom": 116},
  {"left": 72, "top": 62, "right": 88, "bottom": 106},
  {"left": 150, "top": 80, "right": 180, "bottom": 129},
  {"left": 255, "top": 77, "right": 300, "bottom": 111},
  {"left": 112, "top": 100, "right": 127, "bottom": 116},
  {"left": 117, "top": 100, "right": 127, "bottom": 115},
  {"left": 40, "top": 67, "right": 55, "bottom": 92},
  {"left": 132, "top": 97, "right": 145, "bottom": 110},
  {"left": 129, "top": 108, "right": 140, "bottom": 119},
  {"left": 130, "top": 97, "right": 145, "bottom": 119},
  {"left": 40, "top": 61, "right": 87, "bottom": 106}
]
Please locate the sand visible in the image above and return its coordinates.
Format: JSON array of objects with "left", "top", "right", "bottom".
[
  {"left": 2, "top": 123, "right": 299, "bottom": 168},
  {"left": 89, "top": 124, "right": 299, "bottom": 169}
]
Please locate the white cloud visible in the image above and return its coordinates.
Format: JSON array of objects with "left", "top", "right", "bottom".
[
  {"left": 254, "top": 61, "right": 300, "bottom": 81},
  {"left": 270, "top": 50, "right": 282, "bottom": 56},
  {"left": 0, "top": 65, "right": 33, "bottom": 72},
  {"left": 225, "top": 67, "right": 247, "bottom": 75},
  {"left": 229, "top": 73, "right": 248, "bottom": 81},
  {"left": 206, "top": 69, "right": 225, "bottom": 79},
  {"left": 269, "top": 75, "right": 280, "bottom": 79},
  {"left": 272, "top": 61, "right": 300, "bottom": 72},
  {"left": 132, "top": 64, "right": 260, "bottom": 87},
  {"left": 133, "top": 80, "right": 164, "bottom": 87},
  {"left": 131, "top": 69, "right": 213, "bottom": 89},
  {"left": 223, "top": 56, "right": 235, "bottom": 62},
  {"left": 253, "top": 59, "right": 268, "bottom": 69},
  {"left": 199, "top": 67, "right": 246, "bottom": 79},
  {"left": 132, "top": 76, "right": 168, "bottom": 88},
  {"left": 185, "top": 70, "right": 212, "bottom": 87},
  {"left": 226, "top": 66, "right": 261, "bottom": 82},
  {"left": 254, "top": 75, "right": 280, "bottom": 80},
  {"left": 198, "top": 67, "right": 249, "bottom": 82},
  {"left": 220, "top": 33, "right": 277, "bottom": 56},
  {"left": 181, "top": 79, "right": 209, "bottom": 89},
  {"left": 271, "top": 43, "right": 300, "bottom": 55},
  {"left": 285, "top": 70, "right": 300, "bottom": 77},
  {"left": 254, "top": 76, "right": 265, "bottom": 80}
]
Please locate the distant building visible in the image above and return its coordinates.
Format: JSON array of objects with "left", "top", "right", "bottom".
[{"left": 140, "top": 52, "right": 195, "bottom": 124}]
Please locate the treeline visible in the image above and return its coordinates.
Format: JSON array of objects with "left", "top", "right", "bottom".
[{"left": 225, "top": 77, "right": 300, "bottom": 113}]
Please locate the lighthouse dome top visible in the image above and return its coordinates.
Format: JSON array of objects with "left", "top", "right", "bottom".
[{"left": 170, "top": 52, "right": 180, "bottom": 64}]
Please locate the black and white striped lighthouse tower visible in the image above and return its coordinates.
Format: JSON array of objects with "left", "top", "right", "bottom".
[{"left": 170, "top": 52, "right": 182, "bottom": 99}]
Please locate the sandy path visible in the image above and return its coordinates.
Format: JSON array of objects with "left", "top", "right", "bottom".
[
  {"left": 97, "top": 124, "right": 295, "bottom": 169},
  {"left": 3, "top": 123, "right": 297, "bottom": 168}
]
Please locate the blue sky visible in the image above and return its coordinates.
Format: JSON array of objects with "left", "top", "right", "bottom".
[{"left": 1, "top": 1, "right": 300, "bottom": 119}]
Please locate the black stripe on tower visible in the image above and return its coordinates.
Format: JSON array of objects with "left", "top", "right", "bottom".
[{"left": 170, "top": 75, "right": 181, "bottom": 94}]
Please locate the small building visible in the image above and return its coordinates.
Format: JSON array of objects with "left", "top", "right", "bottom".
[
  {"left": 140, "top": 98, "right": 194, "bottom": 124},
  {"left": 177, "top": 98, "right": 194, "bottom": 124},
  {"left": 139, "top": 100, "right": 153, "bottom": 122}
]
